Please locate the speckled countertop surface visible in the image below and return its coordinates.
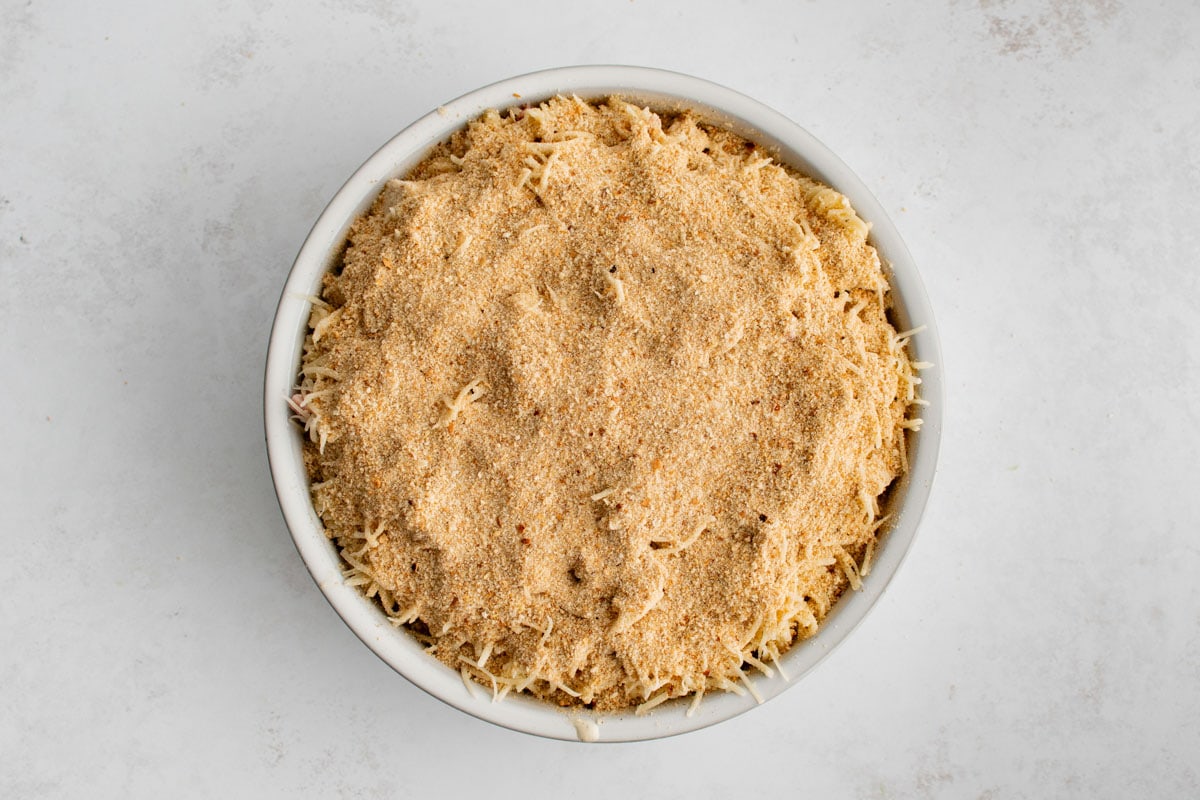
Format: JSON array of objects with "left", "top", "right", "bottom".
[{"left": 2, "top": 1, "right": 1197, "bottom": 797}]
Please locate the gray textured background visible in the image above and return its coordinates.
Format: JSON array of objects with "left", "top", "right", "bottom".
[{"left": 3, "top": 1, "right": 1197, "bottom": 796}]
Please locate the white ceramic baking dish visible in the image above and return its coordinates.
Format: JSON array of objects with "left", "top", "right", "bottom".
[{"left": 264, "top": 65, "right": 943, "bottom": 742}]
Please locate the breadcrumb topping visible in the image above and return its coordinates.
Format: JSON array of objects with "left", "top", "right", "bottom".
[{"left": 296, "top": 96, "right": 920, "bottom": 710}]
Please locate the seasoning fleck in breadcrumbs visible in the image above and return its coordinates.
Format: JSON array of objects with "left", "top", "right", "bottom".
[{"left": 292, "top": 96, "right": 921, "bottom": 711}]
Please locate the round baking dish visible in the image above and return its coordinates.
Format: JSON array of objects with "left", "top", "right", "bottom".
[{"left": 264, "top": 65, "right": 942, "bottom": 742}]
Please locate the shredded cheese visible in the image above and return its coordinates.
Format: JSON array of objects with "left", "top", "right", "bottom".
[
  {"left": 601, "top": 269, "right": 626, "bottom": 305},
  {"left": 635, "top": 690, "right": 672, "bottom": 716},
  {"left": 834, "top": 545, "right": 863, "bottom": 591},
  {"left": 740, "top": 671, "right": 765, "bottom": 704},
  {"left": 437, "top": 378, "right": 486, "bottom": 429}
]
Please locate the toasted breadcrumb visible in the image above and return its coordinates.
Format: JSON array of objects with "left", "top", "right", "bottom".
[{"left": 297, "top": 96, "right": 919, "bottom": 710}]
